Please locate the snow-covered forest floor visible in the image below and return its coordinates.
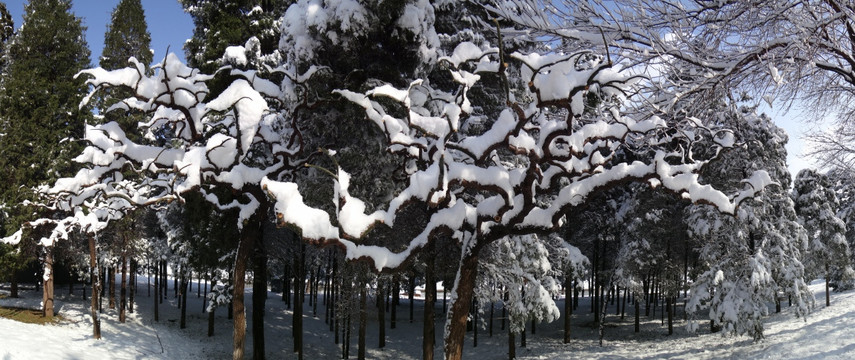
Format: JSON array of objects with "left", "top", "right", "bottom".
[{"left": 1, "top": 278, "right": 853, "bottom": 359}]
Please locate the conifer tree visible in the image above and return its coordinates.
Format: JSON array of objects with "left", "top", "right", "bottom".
[
  {"left": 0, "top": 0, "right": 91, "bottom": 318},
  {"left": 99, "top": 0, "right": 151, "bottom": 138}
]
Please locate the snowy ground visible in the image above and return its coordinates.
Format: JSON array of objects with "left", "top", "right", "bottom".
[{"left": 1, "top": 278, "right": 854, "bottom": 359}]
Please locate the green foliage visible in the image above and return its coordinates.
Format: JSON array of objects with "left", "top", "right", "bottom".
[
  {"left": 0, "top": 0, "right": 91, "bottom": 233},
  {"left": 98, "top": 0, "right": 151, "bottom": 142}
]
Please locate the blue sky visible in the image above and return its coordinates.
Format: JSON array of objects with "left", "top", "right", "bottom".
[
  {"left": 5, "top": 0, "right": 194, "bottom": 65},
  {"left": 3, "top": 0, "right": 817, "bottom": 176}
]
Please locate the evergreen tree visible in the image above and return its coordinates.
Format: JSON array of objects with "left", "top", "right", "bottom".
[
  {"left": 0, "top": 0, "right": 91, "bottom": 318},
  {"left": 0, "top": 0, "right": 91, "bottom": 230},
  {"left": 99, "top": 0, "right": 151, "bottom": 139},
  {"left": 793, "top": 168, "right": 854, "bottom": 302}
]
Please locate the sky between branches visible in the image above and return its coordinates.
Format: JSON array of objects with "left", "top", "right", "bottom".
[{"left": 4, "top": 0, "right": 817, "bottom": 177}]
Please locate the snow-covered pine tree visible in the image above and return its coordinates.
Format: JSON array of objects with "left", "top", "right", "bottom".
[
  {"left": 793, "top": 168, "right": 854, "bottom": 304},
  {"left": 686, "top": 105, "right": 812, "bottom": 340}
]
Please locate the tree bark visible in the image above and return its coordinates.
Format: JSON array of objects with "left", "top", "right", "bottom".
[
  {"left": 826, "top": 263, "right": 831, "bottom": 307},
  {"left": 443, "top": 253, "right": 479, "bottom": 360},
  {"left": 108, "top": 266, "right": 116, "bottom": 310},
  {"left": 43, "top": 246, "right": 55, "bottom": 319},
  {"left": 10, "top": 271, "right": 18, "bottom": 298},
  {"left": 154, "top": 260, "right": 159, "bottom": 322},
  {"left": 294, "top": 242, "right": 305, "bottom": 359},
  {"left": 564, "top": 275, "right": 572, "bottom": 343},
  {"left": 120, "top": 255, "right": 127, "bottom": 323},
  {"left": 232, "top": 211, "right": 262, "bottom": 360},
  {"left": 129, "top": 260, "right": 135, "bottom": 314},
  {"left": 88, "top": 235, "right": 101, "bottom": 339},
  {"left": 423, "top": 243, "right": 436, "bottom": 360},
  {"left": 508, "top": 329, "right": 515, "bottom": 360},
  {"left": 358, "top": 284, "right": 367, "bottom": 360},
  {"left": 180, "top": 271, "right": 188, "bottom": 329},
  {"left": 378, "top": 281, "right": 386, "bottom": 348},
  {"left": 252, "top": 230, "right": 268, "bottom": 360}
]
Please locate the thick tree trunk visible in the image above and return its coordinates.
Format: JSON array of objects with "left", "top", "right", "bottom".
[
  {"left": 443, "top": 253, "right": 479, "bottom": 360},
  {"left": 120, "top": 256, "right": 127, "bottom": 323},
  {"left": 43, "top": 247, "right": 55, "bottom": 319},
  {"left": 252, "top": 231, "right": 268, "bottom": 360},
  {"left": 88, "top": 235, "right": 101, "bottom": 339}
]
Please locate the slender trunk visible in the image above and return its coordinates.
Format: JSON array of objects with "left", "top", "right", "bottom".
[
  {"left": 378, "top": 280, "right": 386, "bottom": 348},
  {"left": 424, "top": 244, "right": 436, "bottom": 360},
  {"left": 634, "top": 297, "right": 640, "bottom": 333},
  {"left": 667, "top": 296, "right": 673, "bottom": 335},
  {"left": 408, "top": 273, "right": 416, "bottom": 323},
  {"left": 208, "top": 307, "right": 216, "bottom": 337},
  {"left": 120, "top": 256, "right": 127, "bottom": 323},
  {"left": 283, "top": 262, "right": 290, "bottom": 308},
  {"left": 180, "top": 272, "right": 188, "bottom": 329},
  {"left": 489, "top": 301, "right": 494, "bottom": 337},
  {"left": 10, "top": 272, "right": 18, "bottom": 298},
  {"left": 564, "top": 275, "right": 572, "bottom": 343},
  {"left": 109, "top": 266, "right": 116, "bottom": 310},
  {"left": 391, "top": 276, "right": 398, "bottom": 329},
  {"left": 154, "top": 261, "right": 159, "bottom": 322},
  {"left": 294, "top": 242, "right": 305, "bottom": 359},
  {"left": 358, "top": 284, "right": 367, "bottom": 360},
  {"left": 473, "top": 297, "right": 478, "bottom": 348},
  {"left": 252, "top": 232, "right": 268, "bottom": 360},
  {"left": 520, "top": 321, "right": 525, "bottom": 348},
  {"left": 43, "top": 247, "right": 55, "bottom": 319},
  {"left": 232, "top": 208, "right": 264, "bottom": 360},
  {"left": 508, "top": 329, "right": 515, "bottom": 360},
  {"left": 443, "top": 253, "right": 479, "bottom": 360},
  {"left": 826, "top": 263, "right": 831, "bottom": 307},
  {"left": 88, "top": 235, "right": 101, "bottom": 339},
  {"left": 129, "top": 260, "right": 136, "bottom": 314}
]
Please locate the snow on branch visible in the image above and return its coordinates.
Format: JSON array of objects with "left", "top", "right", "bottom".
[{"left": 263, "top": 41, "right": 770, "bottom": 272}]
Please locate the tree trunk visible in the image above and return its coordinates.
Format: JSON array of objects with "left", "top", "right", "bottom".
[
  {"left": 443, "top": 253, "right": 479, "bottom": 360},
  {"left": 564, "top": 275, "right": 572, "bottom": 343},
  {"left": 508, "top": 329, "right": 515, "bottom": 360},
  {"left": 120, "top": 255, "right": 127, "bottom": 323},
  {"left": 180, "top": 272, "right": 188, "bottom": 329},
  {"left": 129, "top": 260, "right": 136, "bottom": 314},
  {"left": 294, "top": 242, "right": 305, "bottom": 359},
  {"left": 424, "top": 244, "right": 436, "bottom": 360},
  {"left": 43, "top": 246, "right": 55, "bottom": 319},
  {"left": 358, "top": 284, "right": 367, "bottom": 360},
  {"left": 88, "top": 235, "right": 101, "bottom": 339},
  {"left": 232, "top": 209, "right": 263, "bottom": 360},
  {"left": 378, "top": 280, "right": 386, "bottom": 348},
  {"left": 408, "top": 273, "right": 416, "bottom": 323},
  {"left": 391, "top": 276, "right": 398, "bottom": 329},
  {"left": 208, "top": 307, "right": 216, "bottom": 337},
  {"left": 634, "top": 297, "right": 640, "bottom": 333},
  {"left": 252, "top": 231, "right": 268, "bottom": 360},
  {"left": 826, "top": 263, "right": 831, "bottom": 307},
  {"left": 108, "top": 266, "right": 116, "bottom": 310},
  {"left": 154, "top": 260, "right": 159, "bottom": 322},
  {"left": 10, "top": 271, "right": 18, "bottom": 298}
]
